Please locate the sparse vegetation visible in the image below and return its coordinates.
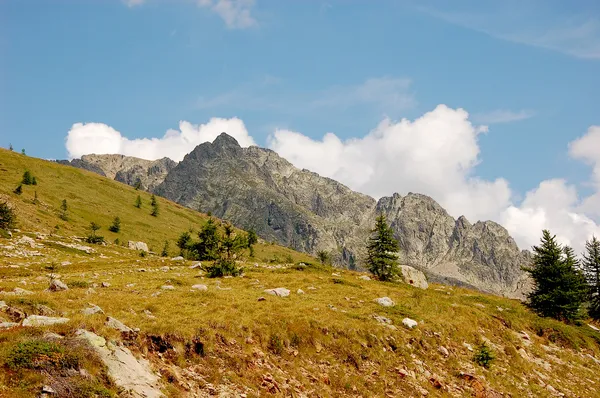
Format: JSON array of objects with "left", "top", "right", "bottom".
[
  {"left": 60, "top": 199, "right": 69, "bottom": 221},
  {"left": 134, "top": 194, "right": 142, "bottom": 208},
  {"left": 161, "top": 240, "right": 170, "bottom": 257},
  {"left": 317, "top": 250, "right": 330, "bottom": 265},
  {"left": 13, "top": 184, "right": 22, "bottom": 195},
  {"left": 582, "top": 236, "right": 600, "bottom": 320},
  {"left": 150, "top": 194, "right": 159, "bottom": 217},
  {"left": 366, "top": 214, "right": 400, "bottom": 281}
]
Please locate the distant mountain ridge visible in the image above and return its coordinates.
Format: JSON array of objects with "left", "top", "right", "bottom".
[{"left": 59, "top": 133, "right": 532, "bottom": 298}]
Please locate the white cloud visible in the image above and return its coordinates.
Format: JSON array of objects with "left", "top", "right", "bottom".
[
  {"left": 473, "top": 109, "right": 535, "bottom": 124},
  {"left": 269, "top": 104, "right": 511, "bottom": 222},
  {"left": 65, "top": 118, "right": 255, "bottom": 161},
  {"left": 501, "top": 179, "right": 600, "bottom": 253},
  {"left": 198, "top": 0, "right": 257, "bottom": 29}
]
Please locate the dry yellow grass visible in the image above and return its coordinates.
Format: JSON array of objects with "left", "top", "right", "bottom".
[{"left": 1, "top": 149, "right": 600, "bottom": 397}]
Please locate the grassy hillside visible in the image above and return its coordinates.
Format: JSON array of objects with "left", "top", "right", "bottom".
[
  {"left": 1, "top": 148, "right": 600, "bottom": 397},
  {"left": 0, "top": 148, "right": 312, "bottom": 263}
]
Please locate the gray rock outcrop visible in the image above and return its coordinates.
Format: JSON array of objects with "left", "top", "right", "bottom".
[{"left": 399, "top": 265, "right": 428, "bottom": 289}]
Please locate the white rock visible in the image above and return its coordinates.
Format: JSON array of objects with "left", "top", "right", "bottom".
[
  {"left": 190, "top": 262, "right": 202, "bottom": 269},
  {"left": 191, "top": 284, "right": 208, "bottom": 291},
  {"left": 374, "top": 297, "right": 395, "bottom": 307},
  {"left": 171, "top": 256, "right": 184, "bottom": 261},
  {"left": 373, "top": 315, "right": 393, "bottom": 325},
  {"left": 75, "top": 330, "right": 164, "bottom": 398},
  {"left": 402, "top": 318, "right": 418, "bottom": 329},
  {"left": 105, "top": 316, "right": 133, "bottom": 333},
  {"left": 2, "top": 287, "right": 34, "bottom": 296},
  {"left": 296, "top": 289, "right": 305, "bottom": 294},
  {"left": 82, "top": 305, "right": 104, "bottom": 316},
  {"left": 588, "top": 324, "right": 600, "bottom": 332},
  {"left": 463, "top": 342, "right": 474, "bottom": 351},
  {"left": 438, "top": 346, "right": 449, "bottom": 357},
  {"left": 161, "top": 285, "right": 175, "bottom": 290},
  {"left": 101, "top": 282, "right": 111, "bottom": 288},
  {"left": 399, "top": 265, "right": 428, "bottom": 289},
  {"left": 264, "top": 288, "right": 290, "bottom": 297},
  {"left": 128, "top": 241, "right": 149, "bottom": 252},
  {"left": 22, "top": 315, "right": 70, "bottom": 327},
  {"left": 0, "top": 322, "right": 19, "bottom": 329},
  {"left": 48, "top": 279, "right": 69, "bottom": 292},
  {"left": 358, "top": 275, "right": 371, "bottom": 281},
  {"left": 160, "top": 266, "right": 170, "bottom": 272}
]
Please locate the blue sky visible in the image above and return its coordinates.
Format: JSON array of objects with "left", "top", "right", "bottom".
[{"left": 2, "top": 0, "right": 600, "bottom": 251}]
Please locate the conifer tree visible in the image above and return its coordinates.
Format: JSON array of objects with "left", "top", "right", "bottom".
[
  {"left": 134, "top": 195, "right": 142, "bottom": 208},
  {"left": 161, "top": 240, "right": 170, "bottom": 257},
  {"left": 194, "top": 218, "right": 220, "bottom": 260},
  {"left": 134, "top": 179, "right": 142, "bottom": 190},
  {"left": 9, "top": 143, "right": 13, "bottom": 151},
  {"left": 524, "top": 230, "right": 588, "bottom": 322},
  {"left": 150, "top": 194, "right": 159, "bottom": 217},
  {"left": 13, "top": 184, "right": 22, "bottom": 195},
  {"left": 59, "top": 199, "right": 68, "bottom": 221},
  {"left": 32, "top": 176, "right": 37, "bottom": 185},
  {"left": 21, "top": 149, "right": 25, "bottom": 155},
  {"left": 22, "top": 171, "right": 33, "bottom": 185},
  {"left": 247, "top": 228, "right": 258, "bottom": 257},
  {"left": 582, "top": 236, "right": 600, "bottom": 320},
  {"left": 108, "top": 216, "right": 121, "bottom": 233},
  {"left": 0, "top": 202, "right": 16, "bottom": 230},
  {"left": 366, "top": 214, "right": 400, "bottom": 281}
]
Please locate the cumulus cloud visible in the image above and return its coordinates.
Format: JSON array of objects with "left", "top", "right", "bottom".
[
  {"left": 198, "top": 0, "right": 257, "bottom": 29},
  {"left": 65, "top": 118, "right": 255, "bottom": 161},
  {"left": 269, "top": 104, "right": 511, "bottom": 222}
]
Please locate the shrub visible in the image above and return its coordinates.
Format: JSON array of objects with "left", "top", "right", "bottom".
[
  {"left": 317, "top": 250, "right": 330, "bottom": 265},
  {"left": 6, "top": 340, "right": 80, "bottom": 371},
  {"left": 161, "top": 241, "right": 169, "bottom": 257},
  {"left": 85, "top": 222, "right": 104, "bottom": 244},
  {"left": 134, "top": 195, "right": 142, "bottom": 208},
  {"left": 67, "top": 280, "right": 90, "bottom": 289},
  {"left": 0, "top": 202, "right": 17, "bottom": 230},
  {"left": 59, "top": 199, "right": 68, "bottom": 221},
  {"left": 473, "top": 343, "right": 495, "bottom": 368},
  {"left": 22, "top": 170, "right": 33, "bottom": 185},
  {"left": 268, "top": 334, "right": 284, "bottom": 355}
]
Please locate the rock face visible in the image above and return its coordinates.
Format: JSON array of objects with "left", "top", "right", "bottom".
[
  {"left": 76, "top": 329, "right": 164, "bottom": 398},
  {"left": 61, "top": 133, "right": 531, "bottom": 298},
  {"left": 58, "top": 154, "right": 177, "bottom": 191},
  {"left": 128, "top": 241, "right": 149, "bottom": 252}
]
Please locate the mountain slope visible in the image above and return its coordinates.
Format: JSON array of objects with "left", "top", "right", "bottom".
[{"left": 58, "top": 134, "right": 531, "bottom": 298}]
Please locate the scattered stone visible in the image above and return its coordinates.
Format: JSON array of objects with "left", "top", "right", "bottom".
[
  {"left": 474, "top": 303, "right": 486, "bottom": 309},
  {"left": 126, "top": 283, "right": 135, "bottom": 288},
  {"left": 264, "top": 288, "right": 290, "bottom": 297},
  {"left": 191, "top": 284, "right": 208, "bottom": 291},
  {"left": 48, "top": 279, "right": 69, "bottom": 292},
  {"left": 1, "top": 287, "right": 34, "bottom": 296},
  {"left": 105, "top": 316, "right": 134, "bottom": 333},
  {"left": 358, "top": 275, "right": 371, "bottom": 281},
  {"left": 43, "top": 332, "right": 64, "bottom": 340},
  {"left": 35, "top": 304, "right": 56, "bottom": 316},
  {"left": 160, "top": 266, "right": 170, "bottom": 272},
  {"left": 297, "top": 289, "right": 305, "bottom": 294},
  {"left": 328, "top": 304, "right": 338, "bottom": 311},
  {"left": 190, "top": 262, "right": 202, "bottom": 269},
  {"left": 171, "top": 256, "right": 184, "bottom": 261},
  {"left": 138, "top": 269, "right": 147, "bottom": 272},
  {"left": 61, "top": 261, "right": 71, "bottom": 266},
  {"left": 307, "top": 286, "right": 317, "bottom": 290},
  {"left": 332, "top": 272, "right": 341, "bottom": 277},
  {"left": 257, "top": 297, "right": 266, "bottom": 302},
  {"left": 128, "top": 241, "right": 149, "bottom": 252},
  {"left": 0, "top": 322, "right": 18, "bottom": 329},
  {"left": 101, "top": 282, "right": 111, "bottom": 288},
  {"left": 399, "top": 265, "right": 428, "bottom": 289},
  {"left": 161, "top": 285, "right": 175, "bottom": 290},
  {"left": 373, "top": 315, "right": 393, "bottom": 325},
  {"left": 438, "top": 346, "right": 449, "bottom": 357},
  {"left": 144, "top": 310, "right": 156, "bottom": 319},
  {"left": 82, "top": 305, "right": 104, "bottom": 316},
  {"left": 3, "top": 306, "right": 25, "bottom": 322},
  {"left": 22, "top": 315, "right": 70, "bottom": 327},
  {"left": 588, "top": 324, "right": 600, "bottom": 332},
  {"left": 41, "top": 385, "right": 56, "bottom": 395},
  {"left": 374, "top": 297, "right": 395, "bottom": 307},
  {"left": 463, "top": 342, "right": 474, "bottom": 352},
  {"left": 86, "top": 288, "right": 96, "bottom": 295},
  {"left": 402, "top": 318, "right": 418, "bottom": 329},
  {"left": 75, "top": 329, "right": 164, "bottom": 398}
]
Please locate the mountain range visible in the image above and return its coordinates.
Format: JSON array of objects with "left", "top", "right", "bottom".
[{"left": 58, "top": 133, "right": 532, "bottom": 298}]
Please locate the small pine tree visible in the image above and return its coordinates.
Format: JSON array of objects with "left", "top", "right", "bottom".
[
  {"left": 134, "top": 179, "right": 142, "bottom": 190},
  {"left": 86, "top": 221, "right": 104, "bottom": 244},
  {"left": 247, "top": 228, "right": 258, "bottom": 257},
  {"left": 194, "top": 218, "right": 220, "bottom": 260},
  {"left": 108, "top": 216, "right": 121, "bottom": 233},
  {"left": 13, "top": 184, "right": 22, "bottom": 195},
  {"left": 204, "top": 223, "right": 245, "bottom": 277},
  {"left": 176, "top": 231, "right": 192, "bottom": 256},
  {"left": 21, "top": 149, "right": 25, "bottom": 155},
  {"left": 134, "top": 195, "right": 142, "bottom": 208},
  {"left": 524, "top": 230, "right": 588, "bottom": 322},
  {"left": 9, "top": 143, "right": 13, "bottom": 151},
  {"left": 22, "top": 171, "right": 33, "bottom": 185},
  {"left": 32, "top": 176, "right": 37, "bottom": 185},
  {"left": 161, "top": 241, "right": 170, "bottom": 257},
  {"left": 366, "top": 214, "right": 400, "bottom": 281},
  {"left": 582, "top": 236, "right": 600, "bottom": 320},
  {"left": 317, "top": 250, "right": 330, "bottom": 265},
  {"left": 150, "top": 195, "right": 159, "bottom": 217},
  {"left": 0, "top": 202, "right": 16, "bottom": 230},
  {"left": 59, "top": 199, "right": 68, "bottom": 221}
]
